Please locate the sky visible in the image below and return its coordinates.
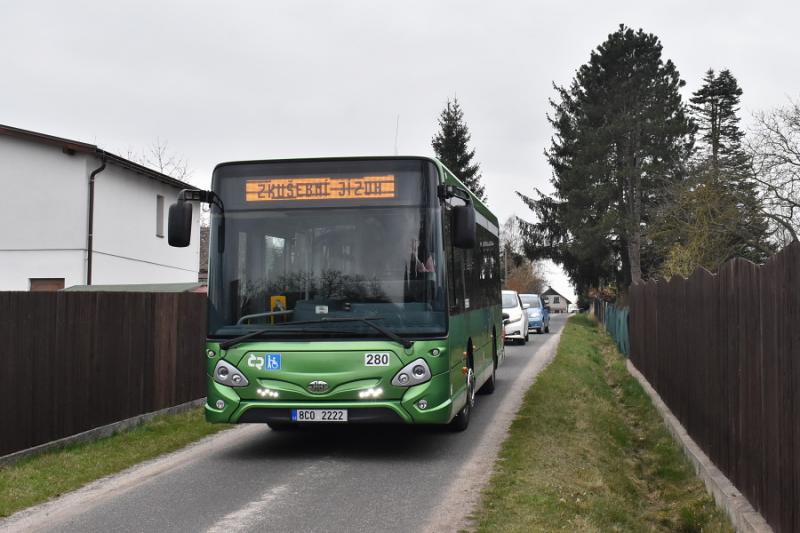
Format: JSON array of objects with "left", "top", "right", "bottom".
[{"left": 3, "top": 0, "right": 799, "bottom": 302}]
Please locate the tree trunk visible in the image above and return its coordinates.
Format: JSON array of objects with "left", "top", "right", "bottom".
[
  {"left": 619, "top": 236, "right": 631, "bottom": 286},
  {"left": 628, "top": 227, "right": 642, "bottom": 284},
  {"left": 626, "top": 132, "right": 644, "bottom": 286}
]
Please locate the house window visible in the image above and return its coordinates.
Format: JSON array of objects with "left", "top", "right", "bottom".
[
  {"left": 554, "top": 296, "right": 560, "bottom": 304},
  {"left": 156, "top": 194, "right": 165, "bottom": 238},
  {"left": 30, "top": 278, "right": 65, "bottom": 292}
]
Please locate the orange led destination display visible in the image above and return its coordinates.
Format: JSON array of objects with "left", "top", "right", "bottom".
[{"left": 245, "top": 175, "right": 396, "bottom": 202}]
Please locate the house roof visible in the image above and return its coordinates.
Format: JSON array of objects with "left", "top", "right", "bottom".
[
  {"left": 0, "top": 123, "right": 196, "bottom": 191},
  {"left": 541, "top": 286, "right": 572, "bottom": 304},
  {"left": 63, "top": 283, "right": 206, "bottom": 293}
]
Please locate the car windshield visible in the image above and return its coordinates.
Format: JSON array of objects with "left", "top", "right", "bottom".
[
  {"left": 501, "top": 293, "right": 518, "bottom": 309},
  {"left": 520, "top": 295, "right": 542, "bottom": 308}
]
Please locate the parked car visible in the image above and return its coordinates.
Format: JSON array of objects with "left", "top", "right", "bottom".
[
  {"left": 520, "top": 293, "right": 550, "bottom": 334},
  {"left": 568, "top": 303, "right": 578, "bottom": 314},
  {"left": 502, "top": 290, "right": 529, "bottom": 344}
]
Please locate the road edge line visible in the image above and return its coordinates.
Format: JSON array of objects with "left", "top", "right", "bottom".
[{"left": 423, "top": 327, "right": 564, "bottom": 533}]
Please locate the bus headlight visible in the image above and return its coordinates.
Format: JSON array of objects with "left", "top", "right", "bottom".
[
  {"left": 213, "top": 360, "right": 249, "bottom": 387},
  {"left": 358, "top": 387, "right": 383, "bottom": 399},
  {"left": 392, "top": 358, "right": 431, "bottom": 387}
]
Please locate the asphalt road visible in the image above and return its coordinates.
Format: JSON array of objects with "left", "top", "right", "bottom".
[{"left": 8, "top": 315, "right": 568, "bottom": 533}]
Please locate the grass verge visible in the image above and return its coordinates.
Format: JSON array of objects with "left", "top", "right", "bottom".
[
  {"left": 471, "top": 315, "right": 731, "bottom": 532},
  {"left": 0, "top": 408, "right": 229, "bottom": 518}
]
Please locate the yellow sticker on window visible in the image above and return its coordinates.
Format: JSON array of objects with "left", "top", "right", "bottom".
[{"left": 245, "top": 175, "right": 396, "bottom": 202}]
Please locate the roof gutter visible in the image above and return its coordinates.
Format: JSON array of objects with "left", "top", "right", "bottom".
[{"left": 86, "top": 153, "right": 107, "bottom": 285}]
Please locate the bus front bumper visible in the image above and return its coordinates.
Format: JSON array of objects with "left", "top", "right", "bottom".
[{"left": 204, "top": 374, "right": 456, "bottom": 425}]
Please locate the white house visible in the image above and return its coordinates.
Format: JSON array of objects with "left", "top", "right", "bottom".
[
  {"left": 541, "top": 286, "right": 572, "bottom": 313},
  {"left": 0, "top": 124, "right": 200, "bottom": 291}
]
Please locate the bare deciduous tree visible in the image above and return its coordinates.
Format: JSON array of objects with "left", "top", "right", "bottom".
[
  {"left": 748, "top": 100, "right": 800, "bottom": 245},
  {"left": 500, "top": 216, "right": 548, "bottom": 292},
  {"left": 127, "top": 138, "right": 191, "bottom": 181},
  {"left": 505, "top": 258, "right": 548, "bottom": 295}
]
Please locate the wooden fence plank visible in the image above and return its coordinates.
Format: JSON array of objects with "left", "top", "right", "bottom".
[
  {"left": 628, "top": 242, "right": 800, "bottom": 533},
  {"left": 0, "top": 292, "right": 207, "bottom": 458}
]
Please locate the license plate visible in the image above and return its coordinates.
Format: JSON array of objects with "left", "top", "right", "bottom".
[{"left": 291, "top": 409, "right": 348, "bottom": 422}]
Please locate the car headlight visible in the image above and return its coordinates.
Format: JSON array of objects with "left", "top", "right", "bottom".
[{"left": 213, "top": 360, "right": 249, "bottom": 387}]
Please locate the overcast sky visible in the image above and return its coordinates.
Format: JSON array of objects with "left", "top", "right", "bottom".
[{"left": 3, "top": 0, "right": 799, "bottom": 301}]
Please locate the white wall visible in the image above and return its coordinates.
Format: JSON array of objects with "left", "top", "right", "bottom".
[
  {"left": 90, "top": 252, "right": 198, "bottom": 284},
  {"left": 0, "top": 250, "right": 85, "bottom": 290},
  {"left": 0, "top": 136, "right": 90, "bottom": 289},
  {"left": 0, "top": 136, "right": 89, "bottom": 250},
  {"left": 92, "top": 161, "right": 200, "bottom": 285},
  {"left": 0, "top": 134, "right": 200, "bottom": 290}
]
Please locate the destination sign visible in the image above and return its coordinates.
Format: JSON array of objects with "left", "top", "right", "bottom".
[{"left": 245, "top": 175, "right": 396, "bottom": 202}]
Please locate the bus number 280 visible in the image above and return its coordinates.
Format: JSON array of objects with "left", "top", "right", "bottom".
[{"left": 364, "top": 353, "right": 390, "bottom": 366}]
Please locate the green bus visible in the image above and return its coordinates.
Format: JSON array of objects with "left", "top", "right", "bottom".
[{"left": 168, "top": 156, "right": 503, "bottom": 430}]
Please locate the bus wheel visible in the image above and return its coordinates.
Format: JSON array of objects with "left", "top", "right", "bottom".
[{"left": 450, "top": 364, "right": 475, "bottom": 432}]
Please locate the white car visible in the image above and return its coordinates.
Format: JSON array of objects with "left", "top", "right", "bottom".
[
  {"left": 502, "top": 290, "right": 529, "bottom": 344},
  {"left": 568, "top": 303, "right": 578, "bottom": 314}
]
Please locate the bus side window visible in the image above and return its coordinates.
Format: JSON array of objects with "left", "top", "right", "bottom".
[{"left": 453, "top": 247, "right": 466, "bottom": 313}]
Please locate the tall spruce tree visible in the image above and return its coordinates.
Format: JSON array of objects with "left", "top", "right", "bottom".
[
  {"left": 519, "top": 25, "right": 693, "bottom": 291},
  {"left": 690, "top": 69, "right": 746, "bottom": 170},
  {"left": 652, "top": 69, "right": 773, "bottom": 275},
  {"left": 432, "top": 98, "right": 486, "bottom": 201}
]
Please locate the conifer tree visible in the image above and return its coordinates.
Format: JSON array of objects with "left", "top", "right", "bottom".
[
  {"left": 519, "top": 25, "right": 693, "bottom": 291},
  {"left": 432, "top": 98, "right": 486, "bottom": 201},
  {"left": 690, "top": 69, "right": 746, "bottom": 171},
  {"left": 652, "top": 69, "right": 773, "bottom": 274}
]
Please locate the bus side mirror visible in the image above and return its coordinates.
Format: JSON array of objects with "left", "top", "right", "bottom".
[
  {"left": 168, "top": 200, "right": 193, "bottom": 247},
  {"left": 453, "top": 204, "right": 476, "bottom": 248}
]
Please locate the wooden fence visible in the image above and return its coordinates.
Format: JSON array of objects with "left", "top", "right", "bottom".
[
  {"left": 0, "top": 291, "right": 207, "bottom": 457},
  {"left": 629, "top": 241, "right": 800, "bottom": 533}
]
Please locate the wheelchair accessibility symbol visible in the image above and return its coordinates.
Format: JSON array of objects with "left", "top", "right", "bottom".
[
  {"left": 264, "top": 353, "right": 282, "bottom": 370},
  {"left": 247, "top": 353, "right": 282, "bottom": 371}
]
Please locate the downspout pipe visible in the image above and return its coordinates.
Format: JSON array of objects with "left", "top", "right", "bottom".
[{"left": 86, "top": 152, "right": 106, "bottom": 285}]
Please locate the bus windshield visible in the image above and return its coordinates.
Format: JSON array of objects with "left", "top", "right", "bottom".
[{"left": 207, "top": 161, "right": 445, "bottom": 339}]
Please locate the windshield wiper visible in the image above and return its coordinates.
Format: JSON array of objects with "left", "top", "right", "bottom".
[{"left": 218, "top": 317, "right": 413, "bottom": 350}]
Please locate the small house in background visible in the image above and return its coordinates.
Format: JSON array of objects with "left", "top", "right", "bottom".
[
  {"left": 0, "top": 124, "right": 200, "bottom": 291},
  {"left": 541, "top": 286, "right": 572, "bottom": 313}
]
